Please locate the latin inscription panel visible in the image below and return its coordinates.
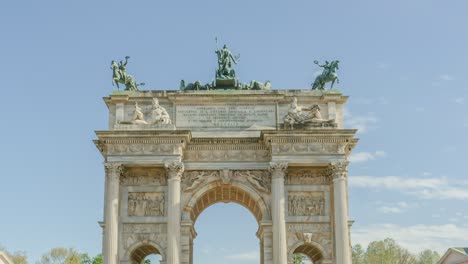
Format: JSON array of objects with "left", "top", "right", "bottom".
[{"left": 176, "top": 104, "right": 276, "bottom": 128}]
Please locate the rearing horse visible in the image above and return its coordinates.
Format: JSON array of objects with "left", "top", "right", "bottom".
[
  {"left": 111, "top": 60, "right": 143, "bottom": 91},
  {"left": 312, "top": 60, "right": 340, "bottom": 90}
]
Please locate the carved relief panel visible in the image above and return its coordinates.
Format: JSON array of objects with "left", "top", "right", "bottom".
[
  {"left": 286, "top": 169, "right": 331, "bottom": 185},
  {"left": 128, "top": 192, "right": 165, "bottom": 217},
  {"left": 288, "top": 191, "right": 325, "bottom": 216},
  {"left": 121, "top": 168, "right": 166, "bottom": 186}
]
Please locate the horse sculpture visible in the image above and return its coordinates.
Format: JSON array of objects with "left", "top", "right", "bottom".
[
  {"left": 311, "top": 60, "right": 340, "bottom": 90},
  {"left": 111, "top": 58, "right": 144, "bottom": 91}
]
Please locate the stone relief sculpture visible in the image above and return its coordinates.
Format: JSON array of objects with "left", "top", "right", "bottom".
[
  {"left": 121, "top": 169, "right": 166, "bottom": 186},
  {"left": 111, "top": 56, "right": 145, "bottom": 91},
  {"left": 288, "top": 192, "right": 325, "bottom": 216},
  {"left": 118, "top": 102, "right": 148, "bottom": 125},
  {"left": 286, "top": 170, "right": 332, "bottom": 185},
  {"left": 284, "top": 98, "right": 335, "bottom": 129},
  {"left": 219, "top": 169, "right": 233, "bottom": 184},
  {"left": 128, "top": 192, "right": 165, "bottom": 216},
  {"left": 234, "top": 171, "right": 271, "bottom": 193},
  {"left": 311, "top": 60, "right": 340, "bottom": 90},
  {"left": 149, "top": 98, "right": 171, "bottom": 125},
  {"left": 183, "top": 171, "right": 219, "bottom": 192}
]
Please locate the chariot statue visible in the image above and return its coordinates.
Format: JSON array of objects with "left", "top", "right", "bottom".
[
  {"left": 111, "top": 56, "right": 144, "bottom": 91},
  {"left": 311, "top": 60, "right": 340, "bottom": 90},
  {"left": 215, "top": 39, "right": 240, "bottom": 80}
]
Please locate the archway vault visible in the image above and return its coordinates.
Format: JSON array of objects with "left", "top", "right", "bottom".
[
  {"left": 128, "top": 242, "right": 163, "bottom": 264},
  {"left": 291, "top": 241, "right": 325, "bottom": 263},
  {"left": 188, "top": 184, "right": 268, "bottom": 223}
]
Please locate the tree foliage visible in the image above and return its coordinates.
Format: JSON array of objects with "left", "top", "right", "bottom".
[{"left": 353, "top": 238, "right": 440, "bottom": 264}]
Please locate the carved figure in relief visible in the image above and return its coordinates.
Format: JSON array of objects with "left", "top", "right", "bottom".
[
  {"left": 184, "top": 171, "right": 218, "bottom": 192},
  {"left": 284, "top": 98, "right": 335, "bottom": 129},
  {"left": 128, "top": 192, "right": 165, "bottom": 216},
  {"left": 219, "top": 169, "right": 232, "bottom": 184},
  {"left": 237, "top": 171, "right": 270, "bottom": 193},
  {"left": 150, "top": 98, "right": 171, "bottom": 124},
  {"left": 288, "top": 192, "right": 325, "bottom": 216},
  {"left": 119, "top": 102, "right": 148, "bottom": 125}
]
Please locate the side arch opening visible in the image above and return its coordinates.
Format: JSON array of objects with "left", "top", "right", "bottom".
[
  {"left": 129, "top": 243, "right": 163, "bottom": 264},
  {"left": 292, "top": 243, "right": 325, "bottom": 263}
]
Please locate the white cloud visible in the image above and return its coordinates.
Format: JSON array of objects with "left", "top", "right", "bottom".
[
  {"left": 344, "top": 108, "right": 379, "bottom": 133},
  {"left": 376, "top": 201, "right": 415, "bottom": 214},
  {"left": 455, "top": 97, "right": 465, "bottom": 104},
  {"left": 378, "top": 206, "right": 402, "bottom": 214},
  {"left": 439, "top": 74, "right": 455, "bottom": 81},
  {"left": 350, "top": 151, "right": 386, "bottom": 163},
  {"left": 350, "top": 176, "right": 468, "bottom": 200},
  {"left": 352, "top": 223, "right": 468, "bottom": 254},
  {"left": 225, "top": 251, "right": 259, "bottom": 261}
]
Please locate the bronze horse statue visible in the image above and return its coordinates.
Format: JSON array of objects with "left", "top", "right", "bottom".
[
  {"left": 311, "top": 60, "right": 340, "bottom": 90},
  {"left": 111, "top": 58, "right": 144, "bottom": 91}
]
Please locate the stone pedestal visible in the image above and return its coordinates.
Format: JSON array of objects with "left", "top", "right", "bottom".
[
  {"left": 331, "top": 162, "right": 351, "bottom": 264},
  {"left": 270, "top": 162, "right": 288, "bottom": 264},
  {"left": 103, "top": 163, "right": 124, "bottom": 264},
  {"left": 165, "top": 162, "right": 185, "bottom": 264}
]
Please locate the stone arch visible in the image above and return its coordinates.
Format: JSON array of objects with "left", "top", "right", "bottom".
[
  {"left": 185, "top": 181, "right": 270, "bottom": 223},
  {"left": 289, "top": 240, "right": 327, "bottom": 263},
  {"left": 126, "top": 241, "right": 165, "bottom": 264}
]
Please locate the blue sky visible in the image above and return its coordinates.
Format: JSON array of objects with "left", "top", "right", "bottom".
[{"left": 0, "top": 0, "right": 467, "bottom": 263}]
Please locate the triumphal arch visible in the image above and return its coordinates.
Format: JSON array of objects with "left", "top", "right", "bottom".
[{"left": 96, "top": 52, "right": 358, "bottom": 264}]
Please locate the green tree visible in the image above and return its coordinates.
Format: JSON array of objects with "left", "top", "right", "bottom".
[
  {"left": 0, "top": 244, "right": 28, "bottom": 264},
  {"left": 37, "top": 248, "right": 81, "bottom": 264},
  {"left": 91, "top": 254, "right": 102, "bottom": 264},
  {"left": 352, "top": 244, "right": 365, "bottom": 264},
  {"left": 416, "top": 250, "right": 440, "bottom": 264},
  {"left": 293, "top": 253, "right": 306, "bottom": 264},
  {"left": 365, "top": 238, "right": 417, "bottom": 264}
]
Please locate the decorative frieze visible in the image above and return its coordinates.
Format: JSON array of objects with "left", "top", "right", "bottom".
[
  {"left": 121, "top": 168, "right": 166, "bottom": 186},
  {"left": 107, "top": 144, "right": 182, "bottom": 155},
  {"left": 128, "top": 192, "right": 165, "bottom": 216},
  {"left": 286, "top": 169, "right": 331, "bottom": 185},
  {"left": 121, "top": 223, "right": 167, "bottom": 250},
  {"left": 288, "top": 191, "right": 325, "bottom": 216}
]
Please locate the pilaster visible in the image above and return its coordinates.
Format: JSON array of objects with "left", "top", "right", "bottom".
[
  {"left": 165, "top": 162, "right": 185, "bottom": 264},
  {"left": 103, "top": 163, "right": 125, "bottom": 264},
  {"left": 330, "top": 161, "right": 351, "bottom": 264},
  {"left": 269, "top": 162, "right": 288, "bottom": 264}
]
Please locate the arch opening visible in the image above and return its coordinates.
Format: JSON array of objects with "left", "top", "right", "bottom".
[
  {"left": 190, "top": 184, "right": 266, "bottom": 263},
  {"left": 293, "top": 244, "right": 323, "bottom": 263},
  {"left": 130, "top": 244, "right": 162, "bottom": 264},
  {"left": 189, "top": 185, "right": 265, "bottom": 223}
]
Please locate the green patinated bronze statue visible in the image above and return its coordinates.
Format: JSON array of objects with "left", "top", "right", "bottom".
[
  {"left": 215, "top": 39, "right": 240, "bottom": 80},
  {"left": 311, "top": 60, "right": 340, "bottom": 90},
  {"left": 111, "top": 56, "right": 144, "bottom": 91}
]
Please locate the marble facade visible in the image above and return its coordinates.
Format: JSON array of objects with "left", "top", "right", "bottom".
[{"left": 94, "top": 89, "right": 359, "bottom": 264}]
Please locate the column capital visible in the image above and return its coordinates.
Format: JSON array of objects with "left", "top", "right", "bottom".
[
  {"left": 104, "top": 163, "right": 125, "bottom": 180},
  {"left": 165, "top": 162, "right": 185, "bottom": 180},
  {"left": 328, "top": 161, "right": 349, "bottom": 180},
  {"left": 269, "top": 162, "right": 288, "bottom": 180}
]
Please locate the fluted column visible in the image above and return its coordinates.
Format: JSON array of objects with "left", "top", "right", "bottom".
[
  {"left": 330, "top": 161, "right": 351, "bottom": 264},
  {"left": 165, "top": 162, "right": 185, "bottom": 264},
  {"left": 269, "top": 162, "right": 288, "bottom": 264},
  {"left": 103, "top": 163, "right": 124, "bottom": 264}
]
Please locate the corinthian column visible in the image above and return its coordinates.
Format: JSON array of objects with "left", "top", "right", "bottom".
[
  {"left": 165, "top": 162, "right": 184, "bottom": 264},
  {"left": 330, "top": 161, "right": 351, "bottom": 264},
  {"left": 103, "top": 163, "right": 124, "bottom": 264},
  {"left": 269, "top": 162, "right": 288, "bottom": 264}
]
